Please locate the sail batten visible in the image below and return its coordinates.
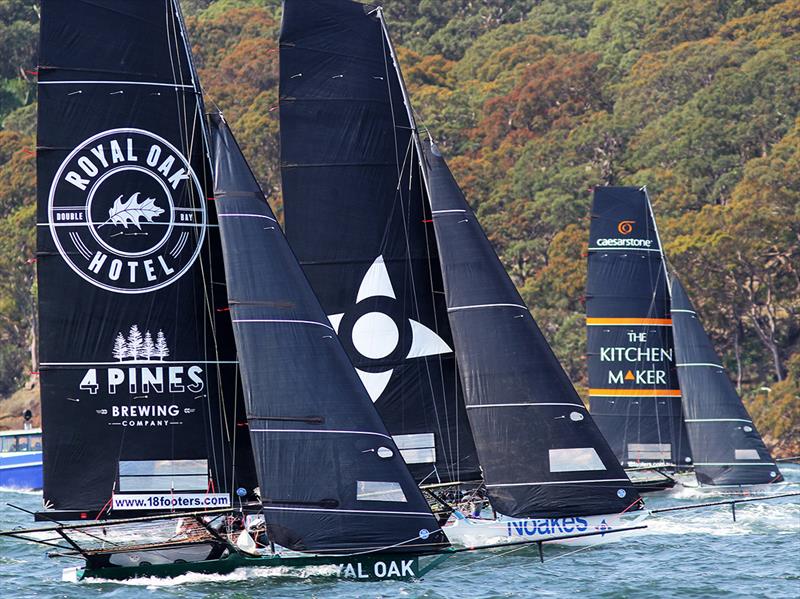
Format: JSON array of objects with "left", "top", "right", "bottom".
[{"left": 424, "top": 143, "right": 640, "bottom": 518}]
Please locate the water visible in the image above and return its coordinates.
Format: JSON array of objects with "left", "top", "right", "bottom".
[{"left": 2, "top": 466, "right": 799, "bottom": 598}]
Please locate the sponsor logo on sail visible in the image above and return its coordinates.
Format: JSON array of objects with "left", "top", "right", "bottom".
[
  {"left": 617, "top": 220, "right": 635, "bottom": 235},
  {"left": 328, "top": 255, "right": 452, "bottom": 402},
  {"left": 48, "top": 128, "right": 206, "bottom": 294},
  {"left": 78, "top": 325, "right": 205, "bottom": 428}
]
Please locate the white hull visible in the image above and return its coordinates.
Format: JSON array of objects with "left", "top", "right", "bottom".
[
  {"left": 673, "top": 473, "right": 788, "bottom": 496},
  {"left": 443, "top": 511, "right": 648, "bottom": 547}
]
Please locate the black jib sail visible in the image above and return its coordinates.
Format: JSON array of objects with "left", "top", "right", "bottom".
[
  {"left": 670, "top": 275, "right": 782, "bottom": 486},
  {"left": 37, "top": 0, "right": 255, "bottom": 514},
  {"left": 279, "top": 0, "right": 479, "bottom": 485},
  {"left": 423, "top": 142, "right": 639, "bottom": 518},
  {"left": 210, "top": 114, "right": 447, "bottom": 554},
  {"left": 586, "top": 187, "right": 691, "bottom": 468}
]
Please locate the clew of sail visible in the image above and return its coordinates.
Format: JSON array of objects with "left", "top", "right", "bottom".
[
  {"left": 586, "top": 187, "right": 691, "bottom": 468},
  {"left": 279, "top": 0, "right": 480, "bottom": 486},
  {"left": 211, "top": 114, "right": 447, "bottom": 554},
  {"left": 422, "top": 143, "right": 641, "bottom": 519},
  {"left": 670, "top": 275, "right": 782, "bottom": 486}
]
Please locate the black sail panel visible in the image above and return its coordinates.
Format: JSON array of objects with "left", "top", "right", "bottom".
[
  {"left": 37, "top": 0, "right": 255, "bottom": 513},
  {"left": 211, "top": 115, "right": 446, "bottom": 554},
  {"left": 586, "top": 187, "right": 691, "bottom": 468},
  {"left": 423, "top": 142, "right": 639, "bottom": 518},
  {"left": 279, "top": 0, "right": 479, "bottom": 485},
  {"left": 670, "top": 276, "right": 782, "bottom": 486}
]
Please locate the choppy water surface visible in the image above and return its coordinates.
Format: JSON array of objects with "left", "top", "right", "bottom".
[{"left": 2, "top": 466, "right": 798, "bottom": 598}]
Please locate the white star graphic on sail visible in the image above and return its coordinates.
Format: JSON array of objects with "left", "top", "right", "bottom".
[{"left": 328, "top": 255, "right": 452, "bottom": 402}]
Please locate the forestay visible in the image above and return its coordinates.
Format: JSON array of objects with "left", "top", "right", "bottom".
[
  {"left": 211, "top": 115, "right": 447, "bottom": 554},
  {"left": 36, "top": 0, "right": 255, "bottom": 514},
  {"left": 423, "top": 142, "right": 640, "bottom": 518},
  {"left": 586, "top": 187, "right": 691, "bottom": 468},
  {"left": 670, "top": 276, "right": 782, "bottom": 486},
  {"left": 279, "top": 0, "right": 479, "bottom": 485}
]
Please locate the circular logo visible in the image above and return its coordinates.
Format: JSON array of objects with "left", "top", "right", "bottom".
[
  {"left": 48, "top": 128, "right": 207, "bottom": 294},
  {"left": 617, "top": 220, "right": 635, "bottom": 235},
  {"left": 617, "top": 489, "right": 627, "bottom": 498}
]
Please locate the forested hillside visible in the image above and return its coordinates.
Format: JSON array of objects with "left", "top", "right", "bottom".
[{"left": 0, "top": 0, "right": 797, "bottom": 454}]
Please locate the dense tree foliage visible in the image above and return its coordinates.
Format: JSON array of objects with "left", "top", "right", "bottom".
[{"left": 0, "top": 0, "right": 797, "bottom": 453}]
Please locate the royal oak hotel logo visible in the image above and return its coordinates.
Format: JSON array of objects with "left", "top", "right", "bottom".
[{"left": 48, "top": 128, "right": 207, "bottom": 294}]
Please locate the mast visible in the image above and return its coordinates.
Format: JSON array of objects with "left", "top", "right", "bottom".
[
  {"left": 36, "top": 0, "right": 255, "bottom": 516},
  {"left": 643, "top": 186, "right": 671, "bottom": 290},
  {"left": 421, "top": 143, "right": 640, "bottom": 518},
  {"left": 586, "top": 187, "right": 691, "bottom": 468},
  {"left": 211, "top": 114, "right": 447, "bottom": 553},
  {"left": 670, "top": 275, "right": 782, "bottom": 486},
  {"left": 279, "top": 0, "right": 480, "bottom": 485}
]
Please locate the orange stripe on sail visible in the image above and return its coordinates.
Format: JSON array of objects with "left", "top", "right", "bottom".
[
  {"left": 588, "top": 389, "right": 682, "bottom": 397},
  {"left": 586, "top": 317, "right": 672, "bottom": 326}
]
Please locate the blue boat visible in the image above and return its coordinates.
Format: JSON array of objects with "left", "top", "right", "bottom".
[{"left": 0, "top": 428, "right": 43, "bottom": 490}]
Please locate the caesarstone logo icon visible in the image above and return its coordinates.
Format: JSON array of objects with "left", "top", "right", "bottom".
[
  {"left": 48, "top": 128, "right": 207, "bottom": 294},
  {"left": 617, "top": 220, "right": 635, "bottom": 235}
]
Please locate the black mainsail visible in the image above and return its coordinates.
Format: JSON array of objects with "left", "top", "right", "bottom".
[
  {"left": 211, "top": 114, "right": 447, "bottom": 553},
  {"left": 37, "top": 0, "right": 255, "bottom": 514},
  {"left": 586, "top": 187, "right": 691, "bottom": 468},
  {"left": 670, "top": 275, "right": 782, "bottom": 486},
  {"left": 279, "top": 0, "right": 479, "bottom": 485},
  {"left": 423, "top": 142, "right": 640, "bottom": 518}
]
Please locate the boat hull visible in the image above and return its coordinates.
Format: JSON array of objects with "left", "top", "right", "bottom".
[
  {"left": 444, "top": 511, "right": 648, "bottom": 547},
  {"left": 0, "top": 451, "right": 43, "bottom": 490},
  {"left": 66, "top": 548, "right": 447, "bottom": 582},
  {"left": 674, "top": 473, "right": 788, "bottom": 496}
]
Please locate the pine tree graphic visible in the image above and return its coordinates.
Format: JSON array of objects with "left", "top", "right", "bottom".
[
  {"left": 112, "top": 333, "right": 127, "bottom": 362},
  {"left": 155, "top": 330, "right": 169, "bottom": 360},
  {"left": 143, "top": 331, "right": 155, "bottom": 361},
  {"left": 127, "top": 325, "right": 144, "bottom": 360}
]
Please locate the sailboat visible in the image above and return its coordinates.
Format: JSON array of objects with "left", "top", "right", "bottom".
[
  {"left": 586, "top": 187, "right": 782, "bottom": 492},
  {"left": 280, "top": 0, "right": 646, "bottom": 546},
  {"left": 586, "top": 186, "right": 691, "bottom": 490},
  {"left": 2, "top": 0, "right": 645, "bottom": 582}
]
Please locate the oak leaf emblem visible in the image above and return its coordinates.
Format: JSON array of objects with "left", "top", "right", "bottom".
[{"left": 105, "top": 192, "right": 164, "bottom": 229}]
